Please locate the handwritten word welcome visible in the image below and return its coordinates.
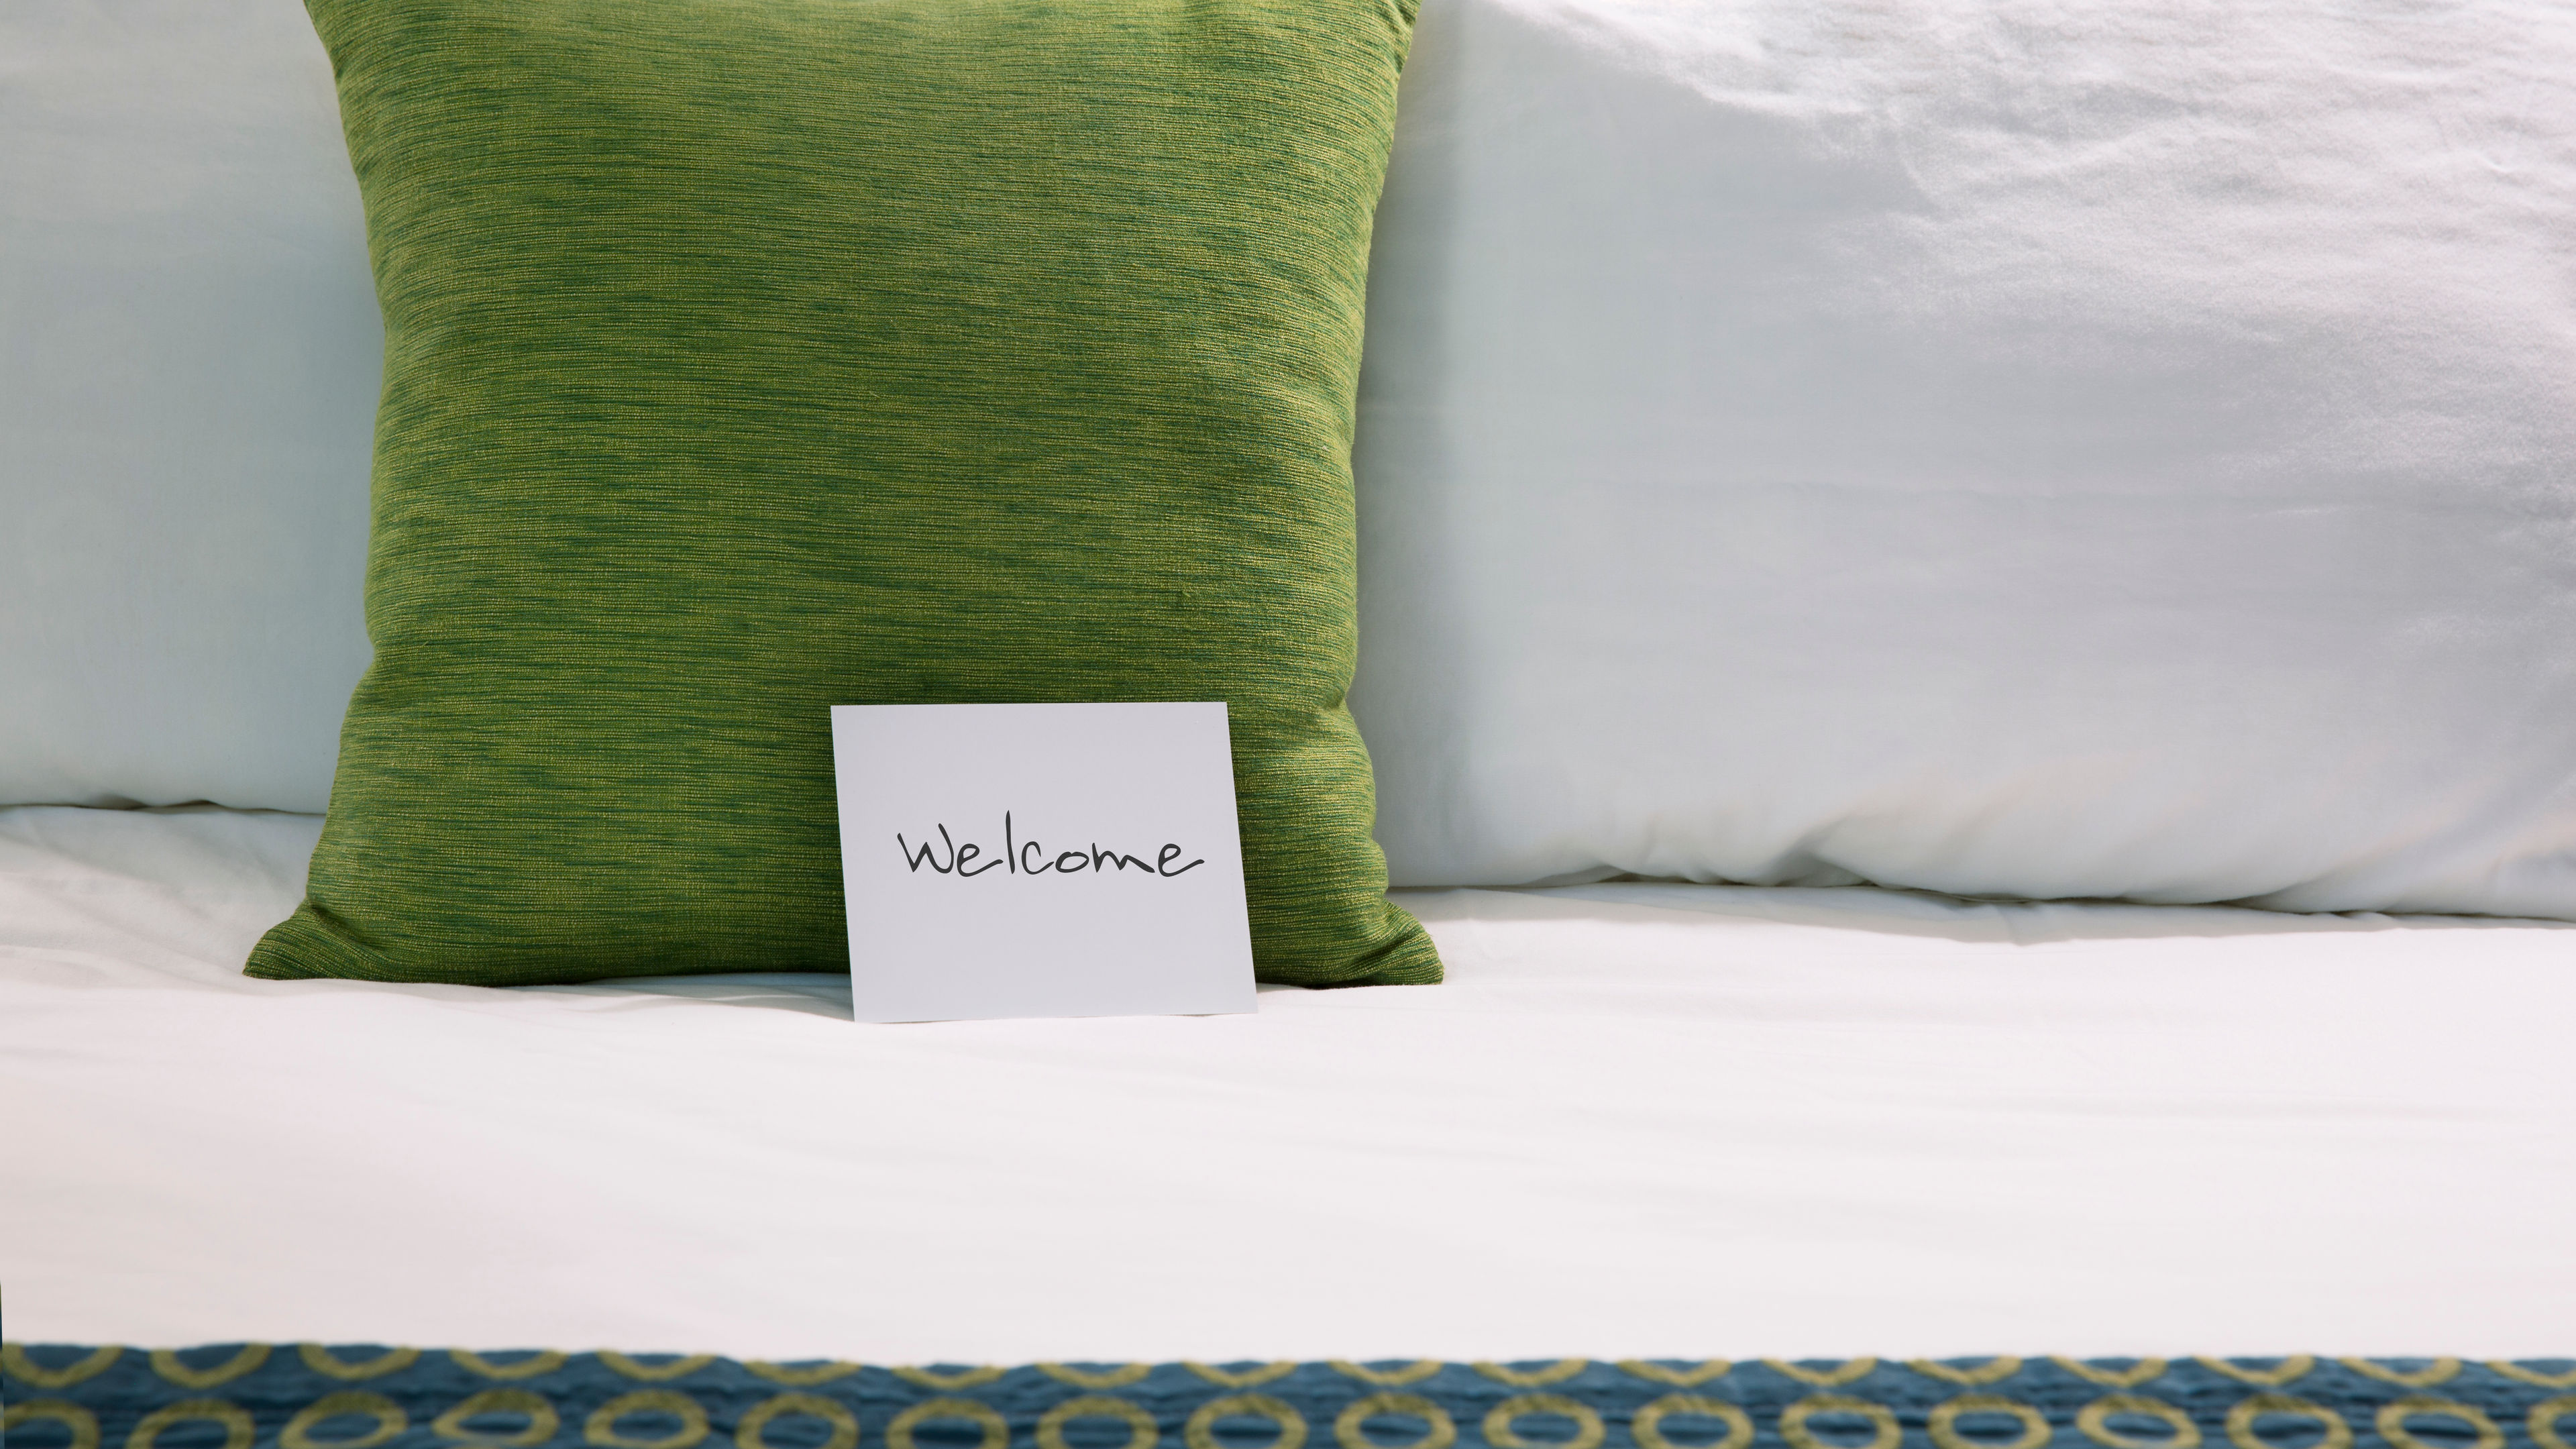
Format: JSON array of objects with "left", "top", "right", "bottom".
[{"left": 898, "top": 812, "right": 1204, "bottom": 879}]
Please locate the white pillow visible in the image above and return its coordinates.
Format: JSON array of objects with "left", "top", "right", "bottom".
[
  {"left": 1350, "top": 0, "right": 2576, "bottom": 915},
  {"left": 15, "top": 0, "right": 2576, "bottom": 925},
  {"left": 0, "top": 0, "right": 372, "bottom": 811}
]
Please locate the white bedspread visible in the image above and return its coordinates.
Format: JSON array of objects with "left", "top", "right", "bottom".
[{"left": 4, "top": 804, "right": 2570, "bottom": 1358}]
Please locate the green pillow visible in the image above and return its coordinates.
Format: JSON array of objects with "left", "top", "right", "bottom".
[{"left": 247, "top": 0, "right": 1440, "bottom": 989}]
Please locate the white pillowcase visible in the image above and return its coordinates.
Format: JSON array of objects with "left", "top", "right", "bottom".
[
  {"left": 1350, "top": 0, "right": 2576, "bottom": 915},
  {"left": 1, "top": 0, "right": 372, "bottom": 810},
  {"left": 13, "top": 0, "right": 2576, "bottom": 922}
]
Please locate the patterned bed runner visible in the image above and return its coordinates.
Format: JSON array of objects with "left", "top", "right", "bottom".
[{"left": 6, "top": 1350, "right": 2572, "bottom": 1449}]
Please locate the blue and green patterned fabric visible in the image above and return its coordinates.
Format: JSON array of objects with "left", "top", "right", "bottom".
[{"left": 7, "top": 1348, "right": 2574, "bottom": 1449}]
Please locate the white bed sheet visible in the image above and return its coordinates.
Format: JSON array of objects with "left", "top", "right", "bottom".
[{"left": 3, "top": 804, "right": 2570, "bottom": 1358}]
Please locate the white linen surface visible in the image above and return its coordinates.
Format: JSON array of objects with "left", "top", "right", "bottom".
[
  {"left": 1351, "top": 0, "right": 2576, "bottom": 915},
  {"left": 6, "top": 804, "right": 2571, "bottom": 1358}
]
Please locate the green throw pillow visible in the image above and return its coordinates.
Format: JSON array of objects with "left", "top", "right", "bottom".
[{"left": 247, "top": 0, "right": 1441, "bottom": 988}]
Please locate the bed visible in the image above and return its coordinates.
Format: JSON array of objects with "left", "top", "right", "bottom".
[{"left": 11, "top": 0, "right": 2576, "bottom": 1440}]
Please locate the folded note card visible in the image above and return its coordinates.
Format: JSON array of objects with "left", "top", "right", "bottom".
[{"left": 833, "top": 702, "right": 1255, "bottom": 1022}]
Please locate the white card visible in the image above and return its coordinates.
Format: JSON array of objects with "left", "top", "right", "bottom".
[{"left": 829, "top": 701, "right": 1258, "bottom": 1023}]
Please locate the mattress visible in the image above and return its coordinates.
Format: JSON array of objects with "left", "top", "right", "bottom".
[{"left": 5, "top": 803, "right": 2573, "bottom": 1358}]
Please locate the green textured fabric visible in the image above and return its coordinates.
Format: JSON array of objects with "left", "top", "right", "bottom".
[{"left": 247, "top": 0, "right": 1440, "bottom": 988}]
